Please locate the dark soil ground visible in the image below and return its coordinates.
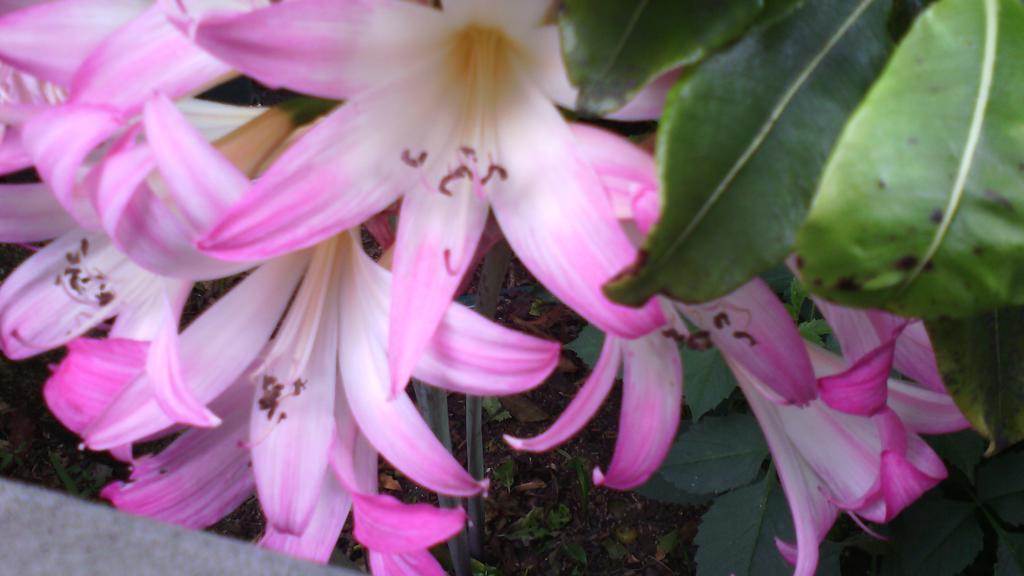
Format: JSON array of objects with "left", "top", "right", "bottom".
[{"left": 0, "top": 242, "right": 701, "bottom": 575}]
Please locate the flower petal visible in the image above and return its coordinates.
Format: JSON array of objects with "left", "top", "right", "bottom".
[
  {"left": 568, "top": 123, "right": 658, "bottom": 233},
  {"left": 142, "top": 92, "right": 249, "bottom": 231},
  {"left": 43, "top": 337, "right": 146, "bottom": 435},
  {"left": 414, "top": 301, "right": 559, "bottom": 396},
  {"left": 338, "top": 235, "right": 485, "bottom": 497},
  {"left": 388, "top": 185, "right": 489, "bottom": 396},
  {"left": 606, "top": 69, "right": 682, "bottom": 122},
  {"left": 818, "top": 341, "right": 894, "bottom": 416},
  {"left": 92, "top": 141, "right": 252, "bottom": 280},
  {"left": 259, "top": 471, "right": 353, "bottom": 564},
  {"left": 504, "top": 336, "right": 621, "bottom": 452},
  {"left": 0, "top": 232, "right": 157, "bottom": 359},
  {"left": 101, "top": 379, "right": 254, "bottom": 529},
  {"left": 0, "top": 182, "right": 76, "bottom": 242},
  {"left": 199, "top": 103, "right": 409, "bottom": 261},
  {"left": 0, "top": 0, "right": 148, "bottom": 85},
  {"left": 887, "top": 379, "right": 969, "bottom": 434},
  {"left": 893, "top": 321, "right": 946, "bottom": 394},
  {"left": 186, "top": 0, "right": 443, "bottom": 100},
  {"left": 84, "top": 254, "right": 309, "bottom": 449},
  {"left": 352, "top": 493, "right": 466, "bottom": 554},
  {"left": 146, "top": 292, "right": 222, "bottom": 428},
  {"left": 683, "top": 278, "right": 817, "bottom": 405},
  {"left": 489, "top": 77, "right": 664, "bottom": 338},
  {"left": 69, "top": 5, "right": 231, "bottom": 113},
  {"left": 731, "top": 360, "right": 838, "bottom": 576},
  {"left": 21, "top": 103, "right": 122, "bottom": 222},
  {"left": 250, "top": 277, "right": 339, "bottom": 535},
  {"left": 593, "top": 333, "right": 682, "bottom": 490}
]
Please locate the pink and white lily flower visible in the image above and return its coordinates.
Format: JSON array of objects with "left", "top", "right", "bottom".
[
  {"left": 62, "top": 345, "right": 465, "bottom": 574},
  {"left": 58, "top": 94, "right": 560, "bottom": 541},
  {"left": 504, "top": 124, "right": 818, "bottom": 489},
  {"left": 167, "top": 0, "right": 665, "bottom": 399},
  {"left": 525, "top": 125, "right": 967, "bottom": 574},
  {"left": 0, "top": 0, "right": 266, "bottom": 224}
]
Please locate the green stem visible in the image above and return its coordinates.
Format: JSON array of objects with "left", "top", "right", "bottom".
[
  {"left": 466, "top": 242, "right": 512, "bottom": 560},
  {"left": 414, "top": 382, "right": 472, "bottom": 576}
]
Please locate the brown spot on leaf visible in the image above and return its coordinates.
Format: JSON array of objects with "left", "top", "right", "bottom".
[
  {"left": 930, "top": 209, "right": 943, "bottom": 224},
  {"left": 835, "top": 277, "right": 860, "bottom": 292},
  {"left": 984, "top": 188, "right": 1012, "bottom": 211},
  {"left": 895, "top": 256, "right": 918, "bottom": 270}
]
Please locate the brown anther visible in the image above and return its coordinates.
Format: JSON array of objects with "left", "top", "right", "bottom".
[
  {"left": 439, "top": 165, "right": 472, "bottom": 196},
  {"left": 660, "top": 328, "right": 688, "bottom": 343},
  {"left": 258, "top": 375, "right": 285, "bottom": 420},
  {"left": 733, "top": 331, "right": 757, "bottom": 346},
  {"left": 292, "top": 378, "right": 307, "bottom": 396},
  {"left": 686, "top": 331, "right": 713, "bottom": 351},
  {"left": 481, "top": 163, "right": 508, "bottom": 185},
  {"left": 459, "top": 146, "right": 477, "bottom": 162},
  {"left": 278, "top": 412, "right": 288, "bottom": 422},
  {"left": 713, "top": 312, "right": 730, "bottom": 329},
  {"left": 97, "top": 292, "right": 115, "bottom": 306},
  {"left": 80, "top": 238, "right": 90, "bottom": 256},
  {"left": 401, "top": 149, "right": 428, "bottom": 168},
  {"left": 66, "top": 252, "right": 81, "bottom": 265}
]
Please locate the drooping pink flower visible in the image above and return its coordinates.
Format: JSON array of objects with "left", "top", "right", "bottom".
[
  {"left": 52, "top": 94, "right": 561, "bottom": 546},
  {"left": 571, "top": 121, "right": 969, "bottom": 575},
  {"left": 503, "top": 124, "right": 818, "bottom": 490},
  {"left": 160, "top": 0, "right": 666, "bottom": 400}
]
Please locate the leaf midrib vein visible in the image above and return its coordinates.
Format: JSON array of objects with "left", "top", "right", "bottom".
[
  {"left": 652, "top": 0, "right": 877, "bottom": 271},
  {"left": 901, "top": 0, "right": 999, "bottom": 290}
]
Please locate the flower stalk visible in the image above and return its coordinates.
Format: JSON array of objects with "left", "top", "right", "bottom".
[{"left": 466, "top": 240, "right": 512, "bottom": 559}]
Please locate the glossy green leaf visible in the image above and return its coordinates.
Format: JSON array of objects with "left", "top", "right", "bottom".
[
  {"left": 606, "top": 0, "right": 893, "bottom": 306},
  {"left": 566, "top": 325, "right": 604, "bottom": 368},
  {"left": 558, "top": 0, "right": 764, "bottom": 116},
  {"left": 978, "top": 452, "right": 1024, "bottom": 526},
  {"left": 889, "top": 497, "right": 983, "bottom": 576},
  {"left": 694, "top": 474, "right": 793, "bottom": 576},
  {"left": 681, "top": 347, "right": 737, "bottom": 422},
  {"left": 926, "top": 429, "right": 986, "bottom": 482},
  {"left": 996, "top": 532, "right": 1024, "bottom": 576},
  {"left": 796, "top": 0, "right": 1024, "bottom": 318},
  {"left": 654, "top": 414, "right": 768, "bottom": 495},
  {"left": 926, "top": 307, "right": 1024, "bottom": 452}
]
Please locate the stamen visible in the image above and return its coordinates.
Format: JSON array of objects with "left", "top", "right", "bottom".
[
  {"left": 401, "top": 148, "right": 428, "bottom": 168},
  {"left": 480, "top": 163, "right": 508, "bottom": 185},
  {"left": 55, "top": 239, "right": 117, "bottom": 309},
  {"left": 459, "top": 146, "right": 478, "bottom": 162},
  {"left": 733, "top": 331, "right": 757, "bottom": 346},
  {"left": 686, "top": 330, "right": 713, "bottom": 351},
  {"left": 439, "top": 165, "right": 472, "bottom": 196},
  {"left": 660, "top": 328, "right": 688, "bottom": 343},
  {"left": 713, "top": 312, "right": 731, "bottom": 329}
]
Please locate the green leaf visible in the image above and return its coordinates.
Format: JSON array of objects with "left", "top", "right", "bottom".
[
  {"left": 682, "top": 347, "right": 737, "bottom": 422},
  {"left": 635, "top": 472, "right": 712, "bottom": 506},
  {"left": 926, "top": 429, "right": 986, "bottom": 482},
  {"left": 926, "top": 308, "right": 1024, "bottom": 452},
  {"left": 567, "top": 325, "right": 604, "bottom": 368},
  {"left": 978, "top": 452, "right": 1024, "bottom": 525},
  {"left": 558, "top": 0, "right": 764, "bottom": 116},
  {"left": 890, "top": 497, "right": 983, "bottom": 576},
  {"left": 606, "top": 0, "right": 893, "bottom": 306},
  {"left": 799, "top": 318, "right": 832, "bottom": 345},
  {"left": 694, "top": 474, "right": 793, "bottom": 576},
  {"left": 796, "top": 0, "right": 1024, "bottom": 318},
  {"left": 996, "top": 532, "right": 1024, "bottom": 576},
  {"left": 655, "top": 414, "right": 768, "bottom": 495}
]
